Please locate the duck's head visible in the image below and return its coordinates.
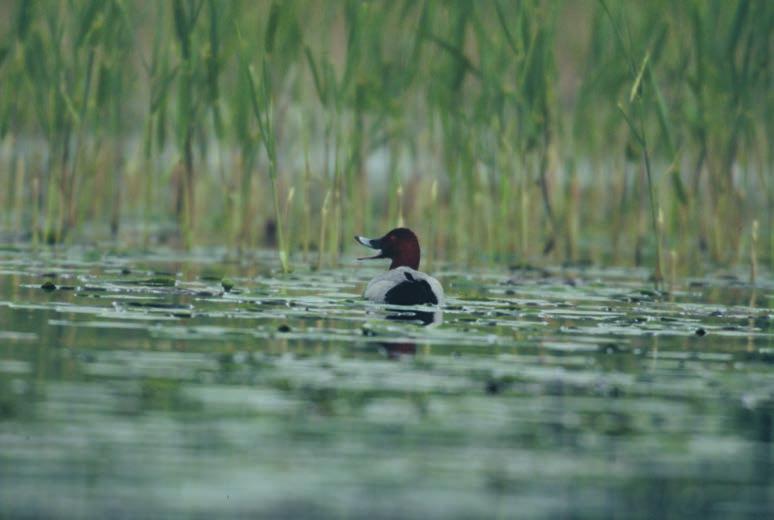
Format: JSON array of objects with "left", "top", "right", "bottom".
[{"left": 355, "top": 227, "right": 420, "bottom": 270}]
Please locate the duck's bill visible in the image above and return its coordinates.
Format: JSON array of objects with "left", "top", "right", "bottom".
[{"left": 355, "top": 236, "right": 384, "bottom": 260}]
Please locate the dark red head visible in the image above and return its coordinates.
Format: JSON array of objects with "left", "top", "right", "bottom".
[{"left": 355, "top": 227, "right": 421, "bottom": 270}]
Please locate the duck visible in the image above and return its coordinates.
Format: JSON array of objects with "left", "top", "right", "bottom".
[{"left": 354, "top": 227, "right": 444, "bottom": 306}]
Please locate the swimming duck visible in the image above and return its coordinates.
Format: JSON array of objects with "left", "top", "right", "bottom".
[{"left": 355, "top": 228, "right": 444, "bottom": 306}]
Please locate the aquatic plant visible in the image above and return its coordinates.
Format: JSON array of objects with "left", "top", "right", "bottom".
[{"left": 0, "top": 0, "right": 770, "bottom": 274}]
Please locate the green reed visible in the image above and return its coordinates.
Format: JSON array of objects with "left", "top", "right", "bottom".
[
  {"left": 0, "top": 0, "right": 770, "bottom": 274},
  {"left": 239, "top": 30, "right": 290, "bottom": 272}
]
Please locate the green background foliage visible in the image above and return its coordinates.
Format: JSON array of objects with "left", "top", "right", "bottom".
[{"left": 0, "top": 0, "right": 771, "bottom": 273}]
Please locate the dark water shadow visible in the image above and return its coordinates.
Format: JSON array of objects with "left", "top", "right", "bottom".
[
  {"left": 378, "top": 309, "right": 442, "bottom": 358},
  {"left": 380, "top": 342, "right": 417, "bottom": 359},
  {"left": 385, "top": 309, "right": 442, "bottom": 326}
]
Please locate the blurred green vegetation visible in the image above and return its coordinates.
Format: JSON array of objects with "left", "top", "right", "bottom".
[{"left": 0, "top": 0, "right": 771, "bottom": 276}]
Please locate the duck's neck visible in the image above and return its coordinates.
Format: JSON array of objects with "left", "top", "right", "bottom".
[{"left": 390, "top": 250, "right": 420, "bottom": 270}]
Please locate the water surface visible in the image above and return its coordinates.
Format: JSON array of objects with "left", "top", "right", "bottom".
[{"left": 1, "top": 246, "right": 773, "bottom": 518}]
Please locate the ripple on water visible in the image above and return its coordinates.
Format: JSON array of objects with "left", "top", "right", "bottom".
[{"left": 0, "top": 247, "right": 773, "bottom": 518}]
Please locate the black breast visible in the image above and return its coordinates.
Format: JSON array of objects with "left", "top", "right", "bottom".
[{"left": 384, "top": 272, "right": 438, "bottom": 306}]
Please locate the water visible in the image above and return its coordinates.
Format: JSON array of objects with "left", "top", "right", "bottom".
[{"left": 1, "top": 245, "right": 772, "bottom": 518}]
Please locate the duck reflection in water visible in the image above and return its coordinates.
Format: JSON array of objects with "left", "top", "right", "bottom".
[
  {"left": 386, "top": 308, "right": 442, "bottom": 326},
  {"left": 380, "top": 341, "right": 417, "bottom": 359},
  {"left": 377, "top": 308, "right": 442, "bottom": 358}
]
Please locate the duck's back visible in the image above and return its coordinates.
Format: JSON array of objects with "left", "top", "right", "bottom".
[{"left": 365, "top": 267, "right": 444, "bottom": 305}]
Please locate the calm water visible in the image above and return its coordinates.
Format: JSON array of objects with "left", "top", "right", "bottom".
[{"left": 1, "top": 245, "right": 772, "bottom": 519}]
